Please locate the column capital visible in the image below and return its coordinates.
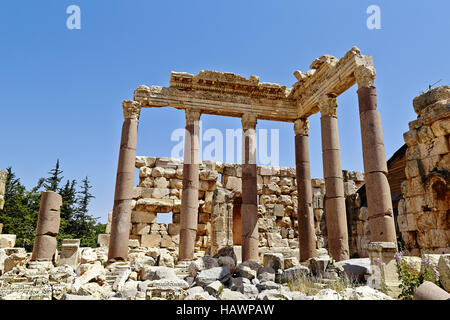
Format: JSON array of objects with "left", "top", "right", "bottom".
[
  {"left": 318, "top": 95, "right": 337, "bottom": 117},
  {"left": 242, "top": 113, "right": 257, "bottom": 130},
  {"left": 355, "top": 65, "right": 376, "bottom": 89},
  {"left": 185, "top": 108, "right": 201, "bottom": 124},
  {"left": 294, "top": 118, "right": 309, "bottom": 135},
  {"left": 122, "top": 100, "right": 141, "bottom": 121}
]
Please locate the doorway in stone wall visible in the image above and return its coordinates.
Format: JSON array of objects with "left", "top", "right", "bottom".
[{"left": 233, "top": 196, "right": 242, "bottom": 245}]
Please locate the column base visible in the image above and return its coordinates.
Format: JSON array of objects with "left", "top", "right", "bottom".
[{"left": 366, "top": 242, "right": 400, "bottom": 298}]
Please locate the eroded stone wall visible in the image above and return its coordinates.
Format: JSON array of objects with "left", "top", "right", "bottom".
[{"left": 397, "top": 86, "right": 450, "bottom": 255}]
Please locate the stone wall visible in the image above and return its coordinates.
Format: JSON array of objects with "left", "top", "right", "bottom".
[
  {"left": 397, "top": 86, "right": 450, "bottom": 255},
  {"left": 104, "top": 157, "right": 366, "bottom": 259}
]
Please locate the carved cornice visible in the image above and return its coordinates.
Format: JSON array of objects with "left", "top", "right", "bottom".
[
  {"left": 185, "top": 109, "right": 201, "bottom": 124},
  {"left": 354, "top": 65, "right": 376, "bottom": 89},
  {"left": 294, "top": 118, "right": 309, "bottom": 135},
  {"left": 318, "top": 95, "right": 338, "bottom": 117},
  {"left": 122, "top": 100, "right": 141, "bottom": 120},
  {"left": 242, "top": 113, "right": 257, "bottom": 130}
]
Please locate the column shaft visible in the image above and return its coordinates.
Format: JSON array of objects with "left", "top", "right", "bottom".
[
  {"left": 241, "top": 114, "right": 259, "bottom": 262},
  {"left": 179, "top": 110, "right": 201, "bottom": 261},
  {"left": 31, "top": 191, "right": 62, "bottom": 261},
  {"left": 108, "top": 102, "right": 140, "bottom": 262},
  {"left": 319, "top": 97, "right": 349, "bottom": 261},
  {"left": 294, "top": 119, "right": 316, "bottom": 262},
  {"left": 357, "top": 86, "right": 397, "bottom": 243}
]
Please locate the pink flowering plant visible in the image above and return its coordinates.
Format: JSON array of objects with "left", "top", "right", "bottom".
[{"left": 395, "top": 251, "right": 441, "bottom": 300}]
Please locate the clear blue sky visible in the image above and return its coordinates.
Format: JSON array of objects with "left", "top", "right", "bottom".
[{"left": 0, "top": 1, "right": 448, "bottom": 224}]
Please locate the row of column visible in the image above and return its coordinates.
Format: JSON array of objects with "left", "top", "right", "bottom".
[{"left": 107, "top": 67, "right": 396, "bottom": 263}]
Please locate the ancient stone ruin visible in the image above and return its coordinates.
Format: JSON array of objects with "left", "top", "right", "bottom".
[{"left": 0, "top": 48, "right": 448, "bottom": 301}]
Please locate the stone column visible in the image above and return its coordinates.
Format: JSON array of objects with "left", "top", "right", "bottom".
[
  {"left": 355, "top": 66, "right": 397, "bottom": 243},
  {"left": 108, "top": 101, "right": 141, "bottom": 262},
  {"left": 0, "top": 169, "right": 6, "bottom": 210},
  {"left": 179, "top": 109, "right": 201, "bottom": 261},
  {"left": 294, "top": 118, "right": 316, "bottom": 262},
  {"left": 31, "top": 191, "right": 62, "bottom": 261},
  {"left": 241, "top": 114, "right": 259, "bottom": 262},
  {"left": 318, "top": 95, "right": 349, "bottom": 261}
]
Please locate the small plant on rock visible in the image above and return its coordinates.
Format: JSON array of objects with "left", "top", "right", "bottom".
[{"left": 395, "top": 252, "right": 441, "bottom": 300}]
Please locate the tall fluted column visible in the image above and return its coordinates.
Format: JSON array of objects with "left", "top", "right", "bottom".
[
  {"left": 294, "top": 118, "right": 316, "bottom": 262},
  {"left": 241, "top": 114, "right": 259, "bottom": 262},
  {"left": 355, "top": 66, "right": 396, "bottom": 243},
  {"left": 108, "top": 101, "right": 141, "bottom": 262},
  {"left": 319, "top": 95, "right": 349, "bottom": 261},
  {"left": 179, "top": 109, "right": 201, "bottom": 261}
]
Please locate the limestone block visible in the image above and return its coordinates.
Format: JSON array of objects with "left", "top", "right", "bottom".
[
  {"left": 141, "top": 234, "right": 162, "bottom": 247},
  {"left": 136, "top": 198, "right": 173, "bottom": 213},
  {"left": 139, "top": 177, "right": 154, "bottom": 188},
  {"left": 151, "top": 167, "right": 165, "bottom": 178},
  {"left": 131, "top": 211, "right": 157, "bottom": 224},
  {"left": 403, "top": 129, "right": 419, "bottom": 146},
  {"left": 132, "top": 223, "right": 150, "bottom": 235},
  {"left": 273, "top": 204, "right": 285, "bottom": 217},
  {"left": 169, "top": 178, "right": 183, "bottom": 189},
  {"left": 417, "top": 229, "right": 448, "bottom": 248},
  {"left": 412, "top": 86, "right": 450, "bottom": 115},
  {"left": 438, "top": 254, "right": 450, "bottom": 292},
  {"left": 168, "top": 223, "right": 180, "bottom": 235},
  {"left": 264, "top": 183, "right": 281, "bottom": 196},
  {"left": 139, "top": 167, "right": 152, "bottom": 178},
  {"left": 429, "top": 136, "right": 449, "bottom": 156},
  {"left": 224, "top": 176, "right": 241, "bottom": 191},
  {"left": 397, "top": 213, "right": 418, "bottom": 232},
  {"left": 417, "top": 125, "right": 435, "bottom": 143},
  {"left": 160, "top": 235, "right": 175, "bottom": 248},
  {"left": 431, "top": 118, "right": 450, "bottom": 137},
  {"left": 267, "top": 233, "right": 288, "bottom": 247}
]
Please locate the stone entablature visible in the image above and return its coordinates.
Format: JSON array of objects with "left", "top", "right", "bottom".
[
  {"left": 132, "top": 47, "right": 373, "bottom": 122},
  {"left": 104, "top": 156, "right": 365, "bottom": 259},
  {"left": 397, "top": 86, "right": 450, "bottom": 255}
]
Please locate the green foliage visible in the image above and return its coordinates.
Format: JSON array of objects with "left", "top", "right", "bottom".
[
  {"left": 395, "top": 252, "right": 441, "bottom": 300},
  {"left": 1, "top": 161, "right": 106, "bottom": 251}
]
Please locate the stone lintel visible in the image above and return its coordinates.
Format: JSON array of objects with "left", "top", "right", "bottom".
[{"left": 293, "top": 47, "right": 374, "bottom": 118}]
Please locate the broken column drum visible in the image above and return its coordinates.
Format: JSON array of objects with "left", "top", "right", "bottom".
[{"left": 31, "top": 191, "right": 62, "bottom": 261}]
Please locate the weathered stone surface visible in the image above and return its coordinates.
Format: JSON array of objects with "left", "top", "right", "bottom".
[
  {"left": 235, "top": 261, "right": 262, "bottom": 280},
  {"left": 341, "top": 286, "right": 393, "bottom": 300},
  {"left": 280, "top": 266, "right": 309, "bottom": 283},
  {"left": 335, "top": 258, "right": 371, "bottom": 282},
  {"left": 438, "top": 254, "right": 450, "bottom": 291},
  {"left": 0, "top": 235, "right": 16, "bottom": 248},
  {"left": 196, "top": 266, "right": 231, "bottom": 287},
  {"left": 140, "top": 266, "right": 178, "bottom": 281},
  {"left": 313, "top": 289, "right": 341, "bottom": 300},
  {"left": 187, "top": 255, "right": 219, "bottom": 277},
  {"left": 219, "top": 288, "right": 248, "bottom": 300}
]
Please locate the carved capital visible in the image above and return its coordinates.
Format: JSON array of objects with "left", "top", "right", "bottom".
[
  {"left": 185, "top": 109, "right": 201, "bottom": 124},
  {"left": 241, "top": 113, "right": 257, "bottom": 130},
  {"left": 355, "top": 65, "right": 376, "bottom": 88},
  {"left": 318, "top": 95, "right": 338, "bottom": 117},
  {"left": 122, "top": 101, "right": 141, "bottom": 120},
  {"left": 294, "top": 118, "right": 309, "bottom": 135}
]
